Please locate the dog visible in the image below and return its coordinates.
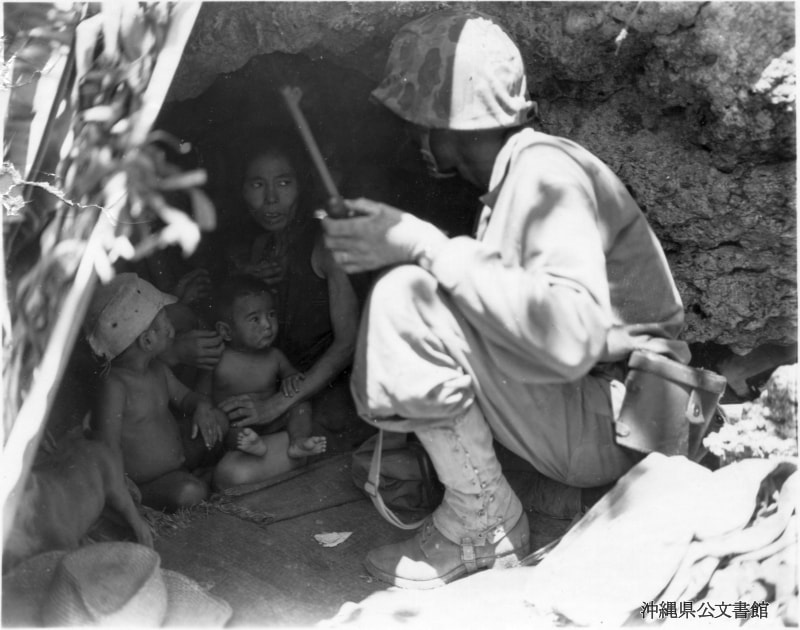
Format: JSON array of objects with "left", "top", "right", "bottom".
[{"left": 3, "top": 430, "right": 153, "bottom": 572}]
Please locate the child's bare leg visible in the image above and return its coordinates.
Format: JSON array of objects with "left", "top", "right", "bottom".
[
  {"left": 285, "top": 401, "right": 327, "bottom": 459},
  {"left": 138, "top": 470, "right": 208, "bottom": 513},
  {"left": 237, "top": 428, "right": 268, "bottom": 456},
  {"left": 213, "top": 431, "right": 302, "bottom": 491}
]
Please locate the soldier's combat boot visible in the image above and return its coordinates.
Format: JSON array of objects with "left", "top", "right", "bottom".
[{"left": 365, "top": 404, "right": 529, "bottom": 589}]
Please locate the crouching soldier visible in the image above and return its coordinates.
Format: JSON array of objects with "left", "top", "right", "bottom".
[{"left": 321, "top": 9, "right": 690, "bottom": 589}]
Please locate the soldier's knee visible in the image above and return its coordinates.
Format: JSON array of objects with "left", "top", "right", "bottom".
[
  {"left": 375, "top": 264, "right": 435, "bottom": 297},
  {"left": 368, "top": 264, "right": 437, "bottom": 321}
]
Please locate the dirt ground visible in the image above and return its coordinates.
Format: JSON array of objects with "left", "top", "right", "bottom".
[{"left": 152, "top": 449, "right": 573, "bottom": 627}]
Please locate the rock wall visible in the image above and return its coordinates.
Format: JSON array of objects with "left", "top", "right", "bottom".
[{"left": 165, "top": 1, "right": 796, "bottom": 354}]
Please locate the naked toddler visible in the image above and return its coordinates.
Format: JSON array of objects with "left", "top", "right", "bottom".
[
  {"left": 86, "top": 273, "right": 227, "bottom": 512},
  {"left": 207, "top": 275, "right": 326, "bottom": 489}
]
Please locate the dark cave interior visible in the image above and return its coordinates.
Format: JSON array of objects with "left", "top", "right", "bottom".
[{"left": 155, "top": 52, "right": 482, "bottom": 243}]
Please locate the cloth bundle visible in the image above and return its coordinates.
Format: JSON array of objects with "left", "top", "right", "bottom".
[
  {"left": 525, "top": 453, "right": 797, "bottom": 626},
  {"left": 324, "top": 453, "right": 797, "bottom": 628}
]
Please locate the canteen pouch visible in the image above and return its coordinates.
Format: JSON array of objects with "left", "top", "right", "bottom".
[{"left": 614, "top": 350, "right": 727, "bottom": 460}]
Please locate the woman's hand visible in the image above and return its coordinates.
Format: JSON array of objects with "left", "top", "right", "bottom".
[
  {"left": 219, "top": 392, "right": 291, "bottom": 428},
  {"left": 281, "top": 373, "right": 305, "bottom": 398},
  {"left": 171, "top": 329, "right": 224, "bottom": 369},
  {"left": 242, "top": 260, "right": 286, "bottom": 285},
  {"left": 320, "top": 197, "right": 448, "bottom": 273},
  {"left": 174, "top": 268, "right": 212, "bottom": 304},
  {"left": 191, "top": 400, "right": 226, "bottom": 449}
]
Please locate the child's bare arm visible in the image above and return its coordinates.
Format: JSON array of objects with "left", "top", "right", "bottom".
[
  {"left": 162, "top": 362, "right": 225, "bottom": 449},
  {"left": 273, "top": 349, "right": 299, "bottom": 380},
  {"left": 92, "top": 377, "right": 127, "bottom": 457},
  {"left": 275, "top": 349, "right": 305, "bottom": 398}
]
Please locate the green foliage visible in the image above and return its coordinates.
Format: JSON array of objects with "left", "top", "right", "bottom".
[{"left": 3, "top": 2, "right": 212, "bottom": 429}]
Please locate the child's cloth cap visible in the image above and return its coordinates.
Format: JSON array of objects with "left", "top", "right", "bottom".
[{"left": 85, "top": 273, "right": 177, "bottom": 360}]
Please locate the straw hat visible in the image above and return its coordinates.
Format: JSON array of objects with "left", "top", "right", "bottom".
[{"left": 2, "top": 542, "right": 232, "bottom": 627}]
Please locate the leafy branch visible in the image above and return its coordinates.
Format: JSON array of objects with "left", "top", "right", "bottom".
[{"left": 4, "top": 2, "right": 210, "bottom": 432}]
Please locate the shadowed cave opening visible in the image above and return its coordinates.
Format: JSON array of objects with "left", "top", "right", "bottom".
[{"left": 156, "top": 52, "right": 481, "bottom": 244}]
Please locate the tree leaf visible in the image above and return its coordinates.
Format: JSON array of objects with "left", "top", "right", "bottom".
[
  {"left": 157, "top": 169, "right": 206, "bottom": 191},
  {"left": 118, "top": 5, "right": 146, "bottom": 62},
  {"left": 101, "top": 2, "right": 123, "bottom": 64},
  {"left": 189, "top": 187, "right": 216, "bottom": 231},
  {"left": 81, "top": 104, "right": 115, "bottom": 123},
  {"left": 157, "top": 206, "right": 201, "bottom": 256}
]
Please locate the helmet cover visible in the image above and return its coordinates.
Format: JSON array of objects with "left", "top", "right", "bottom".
[{"left": 372, "top": 9, "right": 533, "bottom": 130}]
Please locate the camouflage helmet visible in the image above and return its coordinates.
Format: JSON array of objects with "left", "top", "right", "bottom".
[{"left": 372, "top": 9, "right": 533, "bottom": 130}]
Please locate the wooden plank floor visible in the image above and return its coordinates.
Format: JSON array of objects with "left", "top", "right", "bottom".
[
  {"left": 155, "top": 501, "right": 414, "bottom": 627},
  {"left": 154, "top": 453, "right": 416, "bottom": 627},
  {"left": 153, "top": 451, "right": 574, "bottom": 627}
]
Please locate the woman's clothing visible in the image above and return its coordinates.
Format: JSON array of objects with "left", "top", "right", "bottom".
[{"left": 273, "top": 221, "right": 333, "bottom": 373}]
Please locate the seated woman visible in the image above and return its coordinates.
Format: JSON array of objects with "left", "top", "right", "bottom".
[{"left": 215, "top": 131, "right": 362, "bottom": 449}]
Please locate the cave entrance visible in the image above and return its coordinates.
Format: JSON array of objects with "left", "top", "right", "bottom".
[{"left": 155, "top": 52, "right": 480, "bottom": 242}]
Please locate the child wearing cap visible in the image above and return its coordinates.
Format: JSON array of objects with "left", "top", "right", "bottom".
[
  {"left": 202, "top": 275, "right": 327, "bottom": 490},
  {"left": 85, "top": 273, "right": 228, "bottom": 512}
]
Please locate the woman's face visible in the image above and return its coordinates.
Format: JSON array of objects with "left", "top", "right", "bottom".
[{"left": 242, "top": 151, "right": 299, "bottom": 232}]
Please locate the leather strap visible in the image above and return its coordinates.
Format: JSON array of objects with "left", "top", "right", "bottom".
[
  {"left": 364, "top": 429, "right": 429, "bottom": 531},
  {"left": 460, "top": 538, "right": 478, "bottom": 573}
]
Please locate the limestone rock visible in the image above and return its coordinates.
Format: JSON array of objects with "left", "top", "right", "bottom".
[
  {"left": 705, "top": 364, "right": 798, "bottom": 463},
  {"left": 642, "top": 2, "right": 796, "bottom": 167}
]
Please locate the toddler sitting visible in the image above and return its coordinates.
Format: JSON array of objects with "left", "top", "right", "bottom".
[{"left": 205, "top": 275, "right": 326, "bottom": 489}]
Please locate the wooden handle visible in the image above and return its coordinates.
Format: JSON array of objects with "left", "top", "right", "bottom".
[{"left": 280, "top": 86, "right": 346, "bottom": 217}]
